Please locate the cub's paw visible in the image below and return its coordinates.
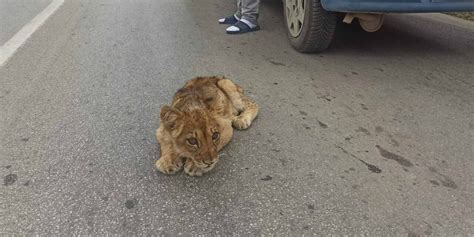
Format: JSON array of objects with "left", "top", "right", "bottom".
[
  {"left": 184, "top": 160, "right": 204, "bottom": 177},
  {"left": 155, "top": 158, "right": 183, "bottom": 175},
  {"left": 233, "top": 117, "right": 251, "bottom": 130},
  {"left": 234, "top": 103, "right": 245, "bottom": 115}
]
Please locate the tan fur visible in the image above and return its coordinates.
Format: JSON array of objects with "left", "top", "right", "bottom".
[{"left": 155, "top": 76, "right": 259, "bottom": 176}]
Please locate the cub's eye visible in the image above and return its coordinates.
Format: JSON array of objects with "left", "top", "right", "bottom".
[
  {"left": 187, "top": 138, "right": 198, "bottom": 146},
  {"left": 212, "top": 132, "right": 220, "bottom": 140}
]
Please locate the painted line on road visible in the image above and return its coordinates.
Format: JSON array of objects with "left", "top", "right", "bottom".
[{"left": 0, "top": 0, "right": 64, "bottom": 67}]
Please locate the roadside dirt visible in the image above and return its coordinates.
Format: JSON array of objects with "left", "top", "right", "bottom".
[{"left": 446, "top": 12, "right": 474, "bottom": 21}]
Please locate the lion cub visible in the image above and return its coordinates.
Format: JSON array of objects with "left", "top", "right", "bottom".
[{"left": 156, "top": 76, "right": 258, "bottom": 176}]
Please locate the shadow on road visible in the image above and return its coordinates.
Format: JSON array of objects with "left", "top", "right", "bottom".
[
  {"left": 262, "top": 0, "right": 471, "bottom": 58},
  {"left": 330, "top": 17, "right": 462, "bottom": 57}
]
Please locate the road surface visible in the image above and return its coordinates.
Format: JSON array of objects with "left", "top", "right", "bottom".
[{"left": 1, "top": 0, "right": 473, "bottom": 235}]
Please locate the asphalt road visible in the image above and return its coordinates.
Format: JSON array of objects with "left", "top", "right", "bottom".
[
  {"left": 1, "top": 0, "right": 473, "bottom": 235},
  {"left": 0, "top": 0, "right": 52, "bottom": 45}
]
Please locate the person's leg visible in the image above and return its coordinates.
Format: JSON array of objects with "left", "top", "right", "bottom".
[
  {"left": 226, "top": 0, "right": 261, "bottom": 34},
  {"left": 240, "top": 0, "right": 260, "bottom": 26},
  {"left": 235, "top": 0, "right": 242, "bottom": 19}
]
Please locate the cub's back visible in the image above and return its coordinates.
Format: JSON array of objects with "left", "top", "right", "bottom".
[{"left": 172, "top": 77, "right": 233, "bottom": 115}]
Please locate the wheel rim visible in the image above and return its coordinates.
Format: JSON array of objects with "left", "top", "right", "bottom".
[{"left": 285, "top": 0, "right": 305, "bottom": 37}]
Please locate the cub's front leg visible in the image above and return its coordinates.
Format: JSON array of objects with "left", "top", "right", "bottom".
[
  {"left": 155, "top": 128, "right": 184, "bottom": 175},
  {"left": 155, "top": 153, "right": 184, "bottom": 175}
]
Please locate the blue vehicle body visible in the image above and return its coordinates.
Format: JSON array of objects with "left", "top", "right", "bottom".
[{"left": 321, "top": 0, "right": 474, "bottom": 13}]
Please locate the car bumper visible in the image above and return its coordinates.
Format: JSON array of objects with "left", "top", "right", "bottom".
[{"left": 321, "top": 0, "right": 474, "bottom": 13}]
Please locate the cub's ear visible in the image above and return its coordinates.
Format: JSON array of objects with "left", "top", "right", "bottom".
[{"left": 160, "top": 106, "right": 183, "bottom": 131}]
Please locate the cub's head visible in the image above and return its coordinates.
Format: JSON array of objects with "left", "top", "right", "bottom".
[{"left": 160, "top": 106, "right": 221, "bottom": 167}]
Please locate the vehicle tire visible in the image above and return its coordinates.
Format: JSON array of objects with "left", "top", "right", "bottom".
[{"left": 284, "top": 0, "right": 337, "bottom": 53}]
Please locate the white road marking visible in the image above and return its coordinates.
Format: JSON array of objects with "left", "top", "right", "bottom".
[{"left": 0, "top": 0, "right": 64, "bottom": 67}]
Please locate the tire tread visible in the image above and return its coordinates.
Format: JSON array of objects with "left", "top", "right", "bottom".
[{"left": 286, "top": 0, "right": 337, "bottom": 53}]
